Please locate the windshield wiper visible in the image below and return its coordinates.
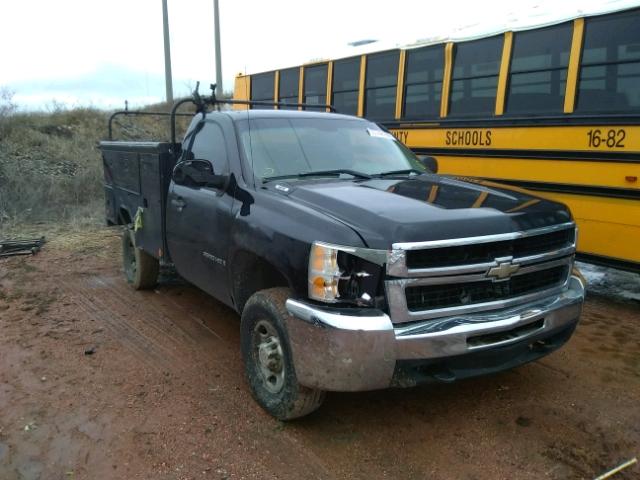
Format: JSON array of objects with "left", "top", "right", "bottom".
[
  {"left": 374, "top": 169, "right": 424, "bottom": 177},
  {"left": 263, "top": 169, "right": 371, "bottom": 183},
  {"left": 298, "top": 169, "right": 371, "bottom": 179},
  {"left": 262, "top": 174, "right": 301, "bottom": 183}
]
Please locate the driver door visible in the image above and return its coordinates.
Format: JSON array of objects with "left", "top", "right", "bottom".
[{"left": 166, "top": 120, "right": 234, "bottom": 304}]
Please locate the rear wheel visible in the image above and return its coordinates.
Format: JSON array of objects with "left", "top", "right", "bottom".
[
  {"left": 122, "top": 227, "right": 159, "bottom": 290},
  {"left": 241, "top": 287, "right": 325, "bottom": 420}
]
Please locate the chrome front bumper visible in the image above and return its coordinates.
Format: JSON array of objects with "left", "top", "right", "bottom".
[{"left": 284, "top": 276, "right": 585, "bottom": 391}]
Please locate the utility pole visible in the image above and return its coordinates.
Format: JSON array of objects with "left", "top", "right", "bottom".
[
  {"left": 162, "top": 0, "right": 174, "bottom": 103},
  {"left": 213, "top": 0, "right": 223, "bottom": 96}
]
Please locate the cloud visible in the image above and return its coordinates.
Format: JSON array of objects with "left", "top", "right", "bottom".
[
  {"left": 9, "top": 64, "right": 195, "bottom": 110},
  {"left": 3, "top": 0, "right": 639, "bottom": 110}
]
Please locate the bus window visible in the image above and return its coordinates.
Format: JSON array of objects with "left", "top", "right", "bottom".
[
  {"left": 332, "top": 57, "right": 360, "bottom": 116},
  {"left": 402, "top": 45, "right": 444, "bottom": 119},
  {"left": 506, "top": 23, "right": 572, "bottom": 115},
  {"left": 365, "top": 50, "right": 400, "bottom": 120},
  {"left": 449, "top": 36, "right": 502, "bottom": 117},
  {"left": 576, "top": 9, "right": 640, "bottom": 113},
  {"left": 279, "top": 68, "right": 300, "bottom": 109},
  {"left": 303, "top": 64, "right": 328, "bottom": 110},
  {"left": 250, "top": 72, "right": 275, "bottom": 109}
]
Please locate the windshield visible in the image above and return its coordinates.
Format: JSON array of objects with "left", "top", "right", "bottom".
[{"left": 236, "top": 117, "right": 426, "bottom": 181}]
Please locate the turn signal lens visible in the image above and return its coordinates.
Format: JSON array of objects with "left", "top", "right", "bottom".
[
  {"left": 572, "top": 265, "right": 587, "bottom": 287},
  {"left": 310, "top": 243, "right": 338, "bottom": 272},
  {"left": 309, "top": 275, "right": 339, "bottom": 301},
  {"left": 308, "top": 243, "right": 341, "bottom": 302}
]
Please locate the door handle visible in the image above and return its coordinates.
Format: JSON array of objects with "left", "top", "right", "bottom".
[{"left": 171, "top": 197, "right": 187, "bottom": 210}]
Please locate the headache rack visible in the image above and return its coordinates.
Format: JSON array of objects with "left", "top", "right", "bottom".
[{"left": 107, "top": 82, "right": 336, "bottom": 143}]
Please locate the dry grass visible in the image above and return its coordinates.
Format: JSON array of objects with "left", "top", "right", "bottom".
[
  {"left": 0, "top": 107, "right": 108, "bottom": 226},
  {"left": 0, "top": 94, "right": 196, "bottom": 233}
]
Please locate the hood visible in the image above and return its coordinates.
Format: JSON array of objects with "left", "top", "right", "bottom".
[{"left": 269, "top": 175, "right": 572, "bottom": 249}]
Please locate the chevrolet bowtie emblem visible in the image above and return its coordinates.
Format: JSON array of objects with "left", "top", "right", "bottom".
[{"left": 487, "top": 260, "right": 520, "bottom": 280}]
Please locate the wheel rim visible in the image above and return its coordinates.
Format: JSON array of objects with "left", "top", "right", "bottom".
[{"left": 253, "top": 319, "right": 285, "bottom": 394}]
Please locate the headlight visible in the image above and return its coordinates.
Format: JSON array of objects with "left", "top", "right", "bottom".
[
  {"left": 308, "top": 243, "right": 340, "bottom": 302},
  {"left": 308, "top": 241, "right": 386, "bottom": 304}
]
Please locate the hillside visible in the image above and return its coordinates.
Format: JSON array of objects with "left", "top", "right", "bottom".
[{"left": 0, "top": 93, "right": 192, "bottom": 230}]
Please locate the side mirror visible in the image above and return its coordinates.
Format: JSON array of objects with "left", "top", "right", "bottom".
[
  {"left": 417, "top": 155, "right": 438, "bottom": 173},
  {"left": 173, "top": 159, "right": 226, "bottom": 189}
]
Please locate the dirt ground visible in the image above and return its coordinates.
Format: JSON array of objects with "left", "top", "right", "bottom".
[{"left": 0, "top": 226, "right": 638, "bottom": 480}]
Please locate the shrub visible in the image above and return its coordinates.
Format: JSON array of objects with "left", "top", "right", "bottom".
[
  {"left": 0, "top": 107, "right": 106, "bottom": 225},
  {"left": 0, "top": 97, "right": 199, "bottom": 229},
  {"left": 0, "top": 87, "right": 16, "bottom": 138}
]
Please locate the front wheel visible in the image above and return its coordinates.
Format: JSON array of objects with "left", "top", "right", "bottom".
[
  {"left": 241, "top": 288, "right": 325, "bottom": 420},
  {"left": 122, "top": 227, "right": 159, "bottom": 290}
]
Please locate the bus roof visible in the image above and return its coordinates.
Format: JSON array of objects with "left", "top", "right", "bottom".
[
  {"left": 404, "top": 0, "right": 640, "bottom": 48},
  {"left": 237, "top": 0, "right": 640, "bottom": 75}
]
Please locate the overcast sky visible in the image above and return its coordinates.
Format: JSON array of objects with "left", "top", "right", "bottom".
[{"left": 2, "top": 0, "right": 639, "bottom": 110}]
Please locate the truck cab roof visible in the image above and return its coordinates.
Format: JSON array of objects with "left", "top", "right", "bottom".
[{"left": 212, "top": 109, "right": 368, "bottom": 123}]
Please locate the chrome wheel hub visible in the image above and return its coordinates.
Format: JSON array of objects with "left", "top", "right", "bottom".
[{"left": 254, "top": 320, "right": 285, "bottom": 394}]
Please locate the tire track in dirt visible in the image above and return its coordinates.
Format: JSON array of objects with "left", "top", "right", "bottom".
[
  {"left": 60, "top": 274, "right": 340, "bottom": 479},
  {"left": 85, "top": 274, "right": 237, "bottom": 357},
  {"left": 84, "top": 276, "right": 200, "bottom": 353},
  {"left": 89, "top": 276, "right": 241, "bottom": 377},
  {"left": 61, "top": 270, "right": 246, "bottom": 384},
  {"left": 67, "top": 285, "right": 171, "bottom": 373},
  {"left": 4, "top": 228, "right": 640, "bottom": 479},
  {"left": 61, "top": 275, "right": 212, "bottom": 375}
]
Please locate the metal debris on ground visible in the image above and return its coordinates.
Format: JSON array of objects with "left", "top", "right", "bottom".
[
  {"left": 23, "top": 422, "right": 37, "bottom": 432},
  {"left": 594, "top": 457, "right": 638, "bottom": 480},
  {"left": 0, "top": 237, "right": 46, "bottom": 258}
]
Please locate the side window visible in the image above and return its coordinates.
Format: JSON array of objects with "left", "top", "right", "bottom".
[
  {"left": 250, "top": 72, "right": 275, "bottom": 109},
  {"left": 506, "top": 23, "right": 572, "bottom": 115},
  {"left": 449, "top": 36, "right": 502, "bottom": 117},
  {"left": 279, "top": 68, "right": 299, "bottom": 109},
  {"left": 403, "top": 45, "right": 444, "bottom": 119},
  {"left": 332, "top": 57, "right": 361, "bottom": 116},
  {"left": 304, "top": 64, "right": 328, "bottom": 109},
  {"left": 190, "top": 122, "right": 229, "bottom": 176},
  {"left": 576, "top": 10, "right": 640, "bottom": 113},
  {"left": 364, "top": 50, "right": 400, "bottom": 120}
]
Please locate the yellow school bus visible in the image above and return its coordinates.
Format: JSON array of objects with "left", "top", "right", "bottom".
[{"left": 233, "top": 7, "right": 640, "bottom": 272}]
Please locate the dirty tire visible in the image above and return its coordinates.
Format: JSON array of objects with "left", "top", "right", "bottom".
[
  {"left": 122, "top": 227, "right": 159, "bottom": 290},
  {"left": 241, "top": 287, "right": 325, "bottom": 420}
]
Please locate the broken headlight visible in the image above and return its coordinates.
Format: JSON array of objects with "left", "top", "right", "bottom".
[{"left": 308, "top": 241, "right": 386, "bottom": 306}]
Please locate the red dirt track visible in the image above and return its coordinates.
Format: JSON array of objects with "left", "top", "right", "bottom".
[{"left": 1, "top": 228, "right": 638, "bottom": 479}]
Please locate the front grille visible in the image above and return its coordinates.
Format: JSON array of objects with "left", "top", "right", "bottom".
[
  {"left": 466, "top": 319, "right": 545, "bottom": 348},
  {"left": 405, "top": 265, "right": 568, "bottom": 312},
  {"left": 405, "top": 228, "right": 574, "bottom": 270}
]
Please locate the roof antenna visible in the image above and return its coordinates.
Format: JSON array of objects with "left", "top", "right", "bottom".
[
  {"left": 210, "top": 83, "right": 220, "bottom": 111},
  {"left": 192, "top": 81, "right": 206, "bottom": 117}
]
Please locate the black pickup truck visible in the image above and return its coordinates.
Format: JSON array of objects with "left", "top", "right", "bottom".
[{"left": 100, "top": 91, "right": 585, "bottom": 420}]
